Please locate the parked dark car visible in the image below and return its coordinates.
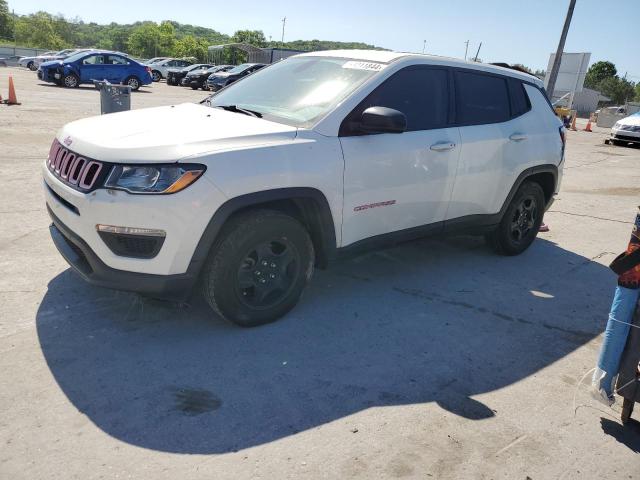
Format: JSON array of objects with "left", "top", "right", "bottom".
[
  {"left": 186, "top": 65, "right": 233, "bottom": 90},
  {"left": 166, "top": 64, "right": 212, "bottom": 86},
  {"left": 38, "top": 51, "right": 152, "bottom": 91},
  {"left": 206, "top": 63, "right": 266, "bottom": 92}
]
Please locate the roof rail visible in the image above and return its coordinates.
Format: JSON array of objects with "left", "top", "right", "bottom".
[{"left": 490, "top": 62, "right": 536, "bottom": 76}]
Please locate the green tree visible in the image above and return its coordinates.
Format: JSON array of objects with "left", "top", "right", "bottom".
[
  {"left": 127, "top": 22, "right": 162, "bottom": 58},
  {"left": 0, "top": 0, "right": 12, "bottom": 40},
  {"left": 635, "top": 83, "right": 640, "bottom": 102},
  {"left": 14, "top": 12, "right": 66, "bottom": 49},
  {"left": 585, "top": 61, "right": 617, "bottom": 89},
  {"left": 598, "top": 76, "right": 636, "bottom": 105},
  {"left": 172, "top": 35, "right": 208, "bottom": 61},
  {"left": 158, "top": 20, "right": 175, "bottom": 54},
  {"left": 232, "top": 29, "right": 267, "bottom": 47}
]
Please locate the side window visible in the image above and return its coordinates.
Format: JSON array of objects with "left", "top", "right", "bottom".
[
  {"left": 82, "top": 55, "right": 104, "bottom": 65},
  {"left": 178, "top": 61, "right": 190, "bottom": 67},
  {"left": 166, "top": 60, "right": 177, "bottom": 67},
  {"left": 107, "top": 55, "right": 128, "bottom": 65},
  {"left": 455, "top": 71, "right": 510, "bottom": 125},
  {"left": 508, "top": 79, "right": 531, "bottom": 118},
  {"left": 345, "top": 66, "right": 449, "bottom": 134}
]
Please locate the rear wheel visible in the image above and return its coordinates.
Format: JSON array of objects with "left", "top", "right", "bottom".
[
  {"left": 201, "top": 210, "right": 315, "bottom": 327},
  {"left": 124, "top": 76, "right": 141, "bottom": 91},
  {"left": 486, "top": 181, "right": 545, "bottom": 255},
  {"left": 63, "top": 73, "right": 79, "bottom": 88},
  {"left": 27, "top": 61, "right": 36, "bottom": 71}
]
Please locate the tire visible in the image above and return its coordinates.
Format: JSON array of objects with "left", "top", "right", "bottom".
[
  {"left": 27, "top": 61, "right": 36, "bottom": 71},
  {"left": 621, "top": 398, "right": 634, "bottom": 425},
  {"left": 202, "top": 84, "right": 209, "bottom": 91},
  {"left": 151, "top": 70, "right": 161, "bottom": 82},
  {"left": 201, "top": 210, "right": 315, "bottom": 327},
  {"left": 63, "top": 73, "right": 79, "bottom": 88},
  {"left": 486, "top": 181, "right": 545, "bottom": 255},
  {"left": 124, "top": 76, "right": 141, "bottom": 91},
  {"left": 190, "top": 84, "right": 199, "bottom": 90}
]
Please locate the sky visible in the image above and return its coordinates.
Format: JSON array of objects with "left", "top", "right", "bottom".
[{"left": 11, "top": 0, "right": 640, "bottom": 81}]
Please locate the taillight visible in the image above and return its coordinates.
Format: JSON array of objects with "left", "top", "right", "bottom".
[{"left": 145, "top": 66, "right": 152, "bottom": 73}]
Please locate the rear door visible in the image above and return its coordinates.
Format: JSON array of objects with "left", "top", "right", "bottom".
[
  {"left": 446, "top": 70, "right": 513, "bottom": 219},
  {"left": 340, "top": 65, "right": 460, "bottom": 246},
  {"left": 79, "top": 54, "right": 107, "bottom": 82}
]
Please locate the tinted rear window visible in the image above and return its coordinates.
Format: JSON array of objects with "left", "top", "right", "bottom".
[
  {"left": 455, "top": 71, "right": 510, "bottom": 125},
  {"left": 509, "top": 79, "right": 531, "bottom": 117},
  {"left": 358, "top": 67, "right": 449, "bottom": 131}
]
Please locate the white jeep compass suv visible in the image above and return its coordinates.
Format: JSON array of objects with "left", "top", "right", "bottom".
[{"left": 44, "top": 50, "right": 565, "bottom": 327}]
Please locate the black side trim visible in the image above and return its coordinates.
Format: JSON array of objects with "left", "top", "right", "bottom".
[
  {"left": 47, "top": 205, "right": 195, "bottom": 299},
  {"left": 184, "top": 187, "right": 338, "bottom": 276}
]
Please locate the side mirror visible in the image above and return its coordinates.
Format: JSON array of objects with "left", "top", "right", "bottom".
[{"left": 359, "top": 106, "right": 407, "bottom": 134}]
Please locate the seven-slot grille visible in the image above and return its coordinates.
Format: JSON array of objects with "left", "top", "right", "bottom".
[{"left": 47, "top": 139, "right": 104, "bottom": 192}]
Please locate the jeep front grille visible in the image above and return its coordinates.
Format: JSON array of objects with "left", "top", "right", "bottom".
[{"left": 47, "top": 139, "right": 104, "bottom": 192}]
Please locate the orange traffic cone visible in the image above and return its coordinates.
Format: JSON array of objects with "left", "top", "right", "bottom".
[
  {"left": 583, "top": 118, "right": 592, "bottom": 132},
  {"left": 6, "top": 75, "right": 20, "bottom": 105},
  {"left": 570, "top": 115, "right": 577, "bottom": 131}
]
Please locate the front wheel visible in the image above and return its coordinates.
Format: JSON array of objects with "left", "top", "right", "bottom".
[
  {"left": 151, "top": 70, "right": 161, "bottom": 82},
  {"left": 486, "top": 181, "right": 545, "bottom": 255},
  {"left": 28, "top": 61, "right": 36, "bottom": 71},
  {"left": 201, "top": 210, "right": 315, "bottom": 327},
  {"left": 63, "top": 73, "right": 79, "bottom": 88},
  {"left": 124, "top": 76, "right": 141, "bottom": 91}
]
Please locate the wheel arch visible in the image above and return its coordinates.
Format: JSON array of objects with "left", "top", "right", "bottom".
[
  {"left": 499, "top": 164, "right": 558, "bottom": 218},
  {"left": 187, "top": 188, "right": 337, "bottom": 280}
]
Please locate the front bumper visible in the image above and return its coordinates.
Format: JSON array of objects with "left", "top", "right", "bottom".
[
  {"left": 48, "top": 205, "right": 196, "bottom": 298},
  {"left": 611, "top": 130, "right": 640, "bottom": 143},
  {"left": 43, "top": 160, "right": 226, "bottom": 277}
]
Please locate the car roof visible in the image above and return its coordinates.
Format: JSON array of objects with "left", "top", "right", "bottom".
[{"left": 296, "top": 49, "right": 542, "bottom": 85}]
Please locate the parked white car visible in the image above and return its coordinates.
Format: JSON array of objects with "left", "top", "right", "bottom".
[
  {"left": 19, "top": 51, "right": 57, "bottom": 70},
  {"left": 145, "top": 58, "right": 193, "bottom": 82},
  {"left": 33, "top": 48, "right": 93, "bottom": 68},
  {"left": 43, "top": 50, "right": 564, "bottom": 326},
  {"left": 610, "top": 113, "right": 640, "bottom": 146}
]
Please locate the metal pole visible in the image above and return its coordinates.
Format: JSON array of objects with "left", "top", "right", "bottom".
[
  {"left": 545, "top": 0, "right": 576, "bottom": 99},
  {"left": 464, "top": 40, "right": 469, "bottom": 61},
  {"left": 473, "top": 42, "right": 482, "bottom": 62},
  {"left": 281, "top": 17, "right": 286, "bottom": 44},
  {"left": 422, "top": 40, "right": 426, "bottom": 54}
]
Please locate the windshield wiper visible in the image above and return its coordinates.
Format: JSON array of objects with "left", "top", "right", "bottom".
[{"left": 213, "top": 104, "right": 263, "bottom": 118}]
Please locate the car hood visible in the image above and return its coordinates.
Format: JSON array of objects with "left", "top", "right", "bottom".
[
  {"left": 40, "top": 60, "right": 63, "bottom": 68},
  {"left": 56, "top": 103, "right": 298, "bottom": 163},
  {"left": 618, "top": 114, "right": 640, "bottom": 127}
]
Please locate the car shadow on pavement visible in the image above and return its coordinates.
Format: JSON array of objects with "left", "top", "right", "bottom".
[{"left": 37, "top": 236, "right": 614, "bottom": 453}]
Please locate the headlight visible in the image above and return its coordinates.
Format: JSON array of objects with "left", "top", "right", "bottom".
[
  {"left": 614, "top": 122, "right": 621, "bottom": 128},
  {"left": 104, "top": 164, "right": 206, "bottom": 194}
]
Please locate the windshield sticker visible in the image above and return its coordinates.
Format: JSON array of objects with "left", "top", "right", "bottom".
[{"left": 342, "top": 61, "right": 385, "bottom": 71}]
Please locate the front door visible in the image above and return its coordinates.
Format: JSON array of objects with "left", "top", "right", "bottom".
[
  {"left": 80, "top": 54, "right": 106, "bottom": 83},
  {"left": 340, "top": 66, "right": 460, "bottom": 247}
]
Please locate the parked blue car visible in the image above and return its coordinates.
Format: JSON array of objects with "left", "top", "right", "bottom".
[{"left": 38, "top": 51, "right": 152, "bottom": 91}]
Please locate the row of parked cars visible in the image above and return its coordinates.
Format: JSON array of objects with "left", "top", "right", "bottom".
[
  {"left": 148, "top": 58, "right": 266, "bottom": 91},
  {"left": 15, "top": 47, "right": 268, "bottom": 93}
]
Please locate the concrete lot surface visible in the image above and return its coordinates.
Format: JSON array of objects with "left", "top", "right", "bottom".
[{"left": 1, "top": 68, "right": 639, "bottom": 479}]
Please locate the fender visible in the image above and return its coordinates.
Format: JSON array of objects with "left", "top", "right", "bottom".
[
  {"left": 443, "top": 164, "right": 559, "bottom": 234},
  {"left": 185, "top": 187, "right": 338, "bottom": 279}
]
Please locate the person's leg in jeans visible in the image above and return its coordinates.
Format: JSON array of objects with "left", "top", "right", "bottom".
[{"left": 593, "top": 286, "right": 639, "bottom": 397}]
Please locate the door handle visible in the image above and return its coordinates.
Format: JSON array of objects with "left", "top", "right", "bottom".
[
  {"left": 509, "top": 133, "right": 527, "bottom": 142},
  {"left": 430, "top": 142, "right": 456, "bottom": 152}
]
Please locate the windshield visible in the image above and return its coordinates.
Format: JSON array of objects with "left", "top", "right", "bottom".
[
  {"left": 62, "top": 51, "right": 91, "bottom": 63},
  {"left": 227, "top": 63, "right": 254, "bottom": 74},
  {"left": 207, "top": 57, "right": 384, "bottom": 128}
]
